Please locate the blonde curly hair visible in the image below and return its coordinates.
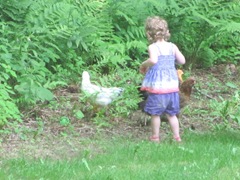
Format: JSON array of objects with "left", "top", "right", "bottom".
[{"left": 145, "top": 16, "right": 171, "bottom": 43}]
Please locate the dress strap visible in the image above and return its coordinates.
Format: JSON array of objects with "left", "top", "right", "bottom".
[
  {"left": 169, "top": 42, "right": 174, "bottom": 55},
  {"left": 155, "top": 44, "right": 162, "bottom": 55}
]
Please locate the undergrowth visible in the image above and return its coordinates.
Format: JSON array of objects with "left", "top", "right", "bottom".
[{"left": 0, "top": 0, "right": 240, "bottom": 127}]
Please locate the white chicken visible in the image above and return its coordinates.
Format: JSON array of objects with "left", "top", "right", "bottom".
[{"left": 81, "top": 71, "right": 124, "bottom": 106}]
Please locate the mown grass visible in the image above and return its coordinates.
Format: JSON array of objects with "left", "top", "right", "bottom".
[{"left": 1, "top": 130, "right": 240, "bottom": 180}]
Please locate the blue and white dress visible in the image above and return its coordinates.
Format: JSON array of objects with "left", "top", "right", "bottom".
[{"left": 141, "top": 42, "right": 180, "bottom": 116}]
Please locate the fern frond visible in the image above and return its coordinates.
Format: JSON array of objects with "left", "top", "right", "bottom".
[
  {"left": 219, "top": 21, "right": 240, "bottom": 33},
  {"left": 192, "top": 11, "right": 220, "bottom": 27}
]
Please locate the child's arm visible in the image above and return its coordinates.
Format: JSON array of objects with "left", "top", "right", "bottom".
[
  {"left": 139, "top": 45, "right": 158, "bottom": 74},
  {"left": 173, "top": 44, "right": 185, "bottom": 65}
]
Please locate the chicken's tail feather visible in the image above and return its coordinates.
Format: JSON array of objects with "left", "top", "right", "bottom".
[{"left": 82, "top": 71, "right": 91, "bottom": 84}]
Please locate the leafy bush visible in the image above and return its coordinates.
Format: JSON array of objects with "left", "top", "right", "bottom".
[
  {"left": 163, "top": 0, "right": 240, "bottom": 67},
  {"left": 0, "top": 83, "right": 21, "bottom": 128}
]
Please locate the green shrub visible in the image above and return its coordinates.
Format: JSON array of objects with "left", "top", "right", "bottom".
[
  {"left": 164, "top": 0, "right": 240, "bottom": 67},
  {"left": 0, "top": 83, "right": 21, "bottom": 128}
]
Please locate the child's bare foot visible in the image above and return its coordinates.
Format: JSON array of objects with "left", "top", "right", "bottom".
[
  {"left": 149, "top": 136, "right": 160, "bottom": 143},
  {"left": 174, "top": 136, "right": 182, "bottom": 142}
]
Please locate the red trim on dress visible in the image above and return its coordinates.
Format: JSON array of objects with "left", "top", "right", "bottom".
[{"left": 140, "top": 87, "right": 179, "bottom": 94}]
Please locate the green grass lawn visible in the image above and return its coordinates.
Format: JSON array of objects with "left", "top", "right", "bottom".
[{"left": 1, "top": 130, "right": 240, "bottom": 180}]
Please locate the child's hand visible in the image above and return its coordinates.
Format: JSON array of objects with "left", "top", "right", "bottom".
[{"left": 139, "top": 65, "right": 148, "bottom": 74}]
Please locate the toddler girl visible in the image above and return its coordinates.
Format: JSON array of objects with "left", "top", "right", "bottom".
[{"left": 140, "top": 16, "right": 186, "bottom": 142}]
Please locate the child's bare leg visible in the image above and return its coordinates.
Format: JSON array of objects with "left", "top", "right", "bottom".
[
  {"left": 166, "top": 114, "right": 181, "bottom": 141},
  {"left": 151, "top": 115, "right": 161, "bottom": 138}
]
